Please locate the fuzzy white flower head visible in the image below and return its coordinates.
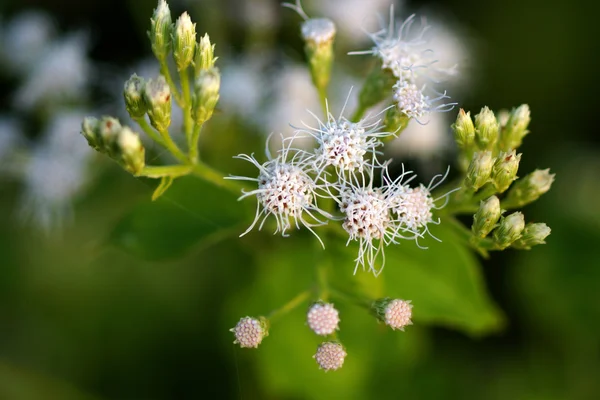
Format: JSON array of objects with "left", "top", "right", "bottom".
[
  {"left": 393, "top": 80, "right": 456, "bottom": 123},
  {"left": 314, "top": 342, "right": 347, "bottom": 371},
  {"left": 384, "top": 299, "right": 413, "bottom": 330},
  {"left": 307, "top": 302, "right": 340, "bottom": 336},
  {"left": 230, "top": 317, "right": 268, "bottom": 349},
  {"left": 301, "top": 18, "right": 336, "bottom": 45},
  {"left": 227, "top": 136, "right": 331, "bottom": 246}
]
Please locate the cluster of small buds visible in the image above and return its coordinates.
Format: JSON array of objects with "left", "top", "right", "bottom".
[
  {"left": 371, "top": 298, "right": 413, "bottom": 331},
  {"left": 307, "top": 302, "right": 340, "bottom": 336},
  {"left": 314, "top": 342, "right": 347, "bottom": 371},
  {"left": 230, "top": 316, "right": 269, "bottom": 348}
]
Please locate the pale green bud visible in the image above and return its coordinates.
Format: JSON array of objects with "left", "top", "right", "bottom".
[
  {"left": 81, "top": 117, "right": 100, "bottom": 151},
  {"left": 500, "top": 104, "right": 530, "bottom": 151},
  {"left": 195, "top": 34, "right": 216, "bottom": 77},
  {"left": 491, "top": 150, "right": 521, "bottom": 193},
  {"left": 384, "top": 106, "right": 410, "bottom": 137},
  {"left": 465, "top": 151, "right": 494, "bottom": 191},
  {"left": 149, "top": 0, "right": 173, "bottom": 60},
  {"left": 301, "top": 18, "right": 335, "bottom": 93},
  {"left": 503, "top": 169, "right": 555, "bottom": 208},
  {"left": 117, "top": 127, "right": 145, "bottom": 175},
  {"left": 123, "top": 74, "right": 147, "bottom": 119},
  {"left": 358, "top": 67, "right": 396, "bottom": 111},
  {"left": 173, "top": 12, "right": 196, "bottom": 71},
  {"left": 192, "top": 67, "right": 220, "bottom": 124},
  {"left": 474, "top": 106, "right": 499, "bottom": 150},
  {"left": 512, "top": 223, "right": 551, "bottom": 250},
  {"left": 452, "top": 109, "right": 475, "bottom": 150},
  {"left": 493, "top": 212, "right": 525, "bottom": 250},
  {"left": 472, "top": 196, "right": 502, "bottom": 238},
  {"left": 143, "top": 76, "right": 171, "bottom": 132},
  {"left": 97, "top": 116, "right": 122, "bottom": 156}
]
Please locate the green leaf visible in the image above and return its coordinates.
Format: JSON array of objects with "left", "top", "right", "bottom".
[
  {"left": 110, "top": 175, "right": 248, "bottom": 260},
  {"left": 151, "top": 175, "right": 174, "bottom": 201}
]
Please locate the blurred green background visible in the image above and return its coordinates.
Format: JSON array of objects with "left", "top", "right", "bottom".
[{"left": 1, "top": 0, "right": 600, "bottom": 399}]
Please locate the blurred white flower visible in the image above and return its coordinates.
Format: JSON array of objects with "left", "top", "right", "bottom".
[
  {"left": 220, "top": 55, "right": 265, "bottom": 124},
  {"left": 388, "top": 113, "right": 452, "bottom": 160},
  {"left": 13, "top": 32, "right": 91, "bottom": 111},
  {"left": 0, "top": 116, "right": 23, "bottom": 169}
]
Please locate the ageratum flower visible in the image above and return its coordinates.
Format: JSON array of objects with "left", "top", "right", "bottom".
[{"left": 392, "top": 80, "right": 456, "bottom": 124}]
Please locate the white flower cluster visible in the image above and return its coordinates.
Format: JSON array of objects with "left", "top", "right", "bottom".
[{"left": 229, "top": 105, "right": 453, "bottom": 275}]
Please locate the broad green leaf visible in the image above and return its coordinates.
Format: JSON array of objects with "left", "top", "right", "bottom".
[{"left": 110, "top": 175, "right": 248, "bottom": 260}]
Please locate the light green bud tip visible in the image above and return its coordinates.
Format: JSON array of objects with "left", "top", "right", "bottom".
[
  {"left": 465, "top": 151, "right": 494, "bottom": 191},
  {"left": 149, "top": 0, "right": 173, "bottom": 60},
  {"left": 123, "top": 74, "right": 147, "bottom": 119},
  {"left": 500, "top": 104, "right": 530, "bottom": 151},
  {"left": 452, "top": 108, "right": 475, "bottom": 150},
  {"left": 117, "top": 127, "right": 145, "bottom": 175},
  {"left": 491, "top": 150, "right": 521, "bottom": 193},
  {"left": 493, "top": 212, "right": 525, "bottom": 249},
  {"left": 173, "top": 12, "right": 196, "bottom": 71},
  {"left": 384, "top": 106, "right": 410, "bottom": 136},
  {"left": 504, "top": 169, "right": 555, "bottom": 208},
  {"left": 97, "top": 116, "right": 123, "bottom": 157},
  {"left": 301, "top": 18, "right": 336, "bottom": 93},
  {"left": 474, "top": 106, "right": 499, "bottom": 150},
  {"left": 143, "top": 76, "right": 171, "bottom": 132},
  {"left": 192, "top": 67, "right": 220, "bottom": 124},
  {"left": 81, "top": 117, "right": 100, "bottom": 151},
  {"left": 512, "top": 223, "right": 551, "bottom": 249},
  {"left": 472, "top": 195, "right": 502, "bottom": 238},
  {"left": 195, "top": 34, "right": 216, "bottom": 77}
]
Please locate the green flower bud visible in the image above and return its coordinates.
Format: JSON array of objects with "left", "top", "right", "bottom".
[
  {"left": 192, "top": 67, "right": 220, "bottom": 124},
  {"left": 358, "top": 67, "right": 396, "bottom": 112},
  {"left": 493, "top": 212, "right": 525, "bottom": 250},
  {"left": 503, "top": 169, "right": 555, "bottom": 208},
  {"left": 301, "top": 18, "right": 335, "bottom": 93},
  {"left": 123, "top": 74, "right": 147, "bottom": 119},
  {"left": 81, "top": 117, "right": 100, "bottom": 151},
  {"left": 500, "top": 104, "right": 530, "bottom": 151},
  {"left": 195, "top": 34, "right": 216, "bottom": 77},
  {"left": 465, "top": 151, "right": 494, "bottom": 191},
  {"left": 97, "top": 116, "right": 122, "bottom": 156},
  {"left": 384, "top": 105, "right": 410, "bottom": 137},
  {"left": 472, "top": 195, "right": 502, "bottom": 238},
  {"left": 143, "top": 76, "right": 171, "bottom": 132},
  {"left": 452, "top": 109, "right": 475, "bottom": 150},
  {"left": 149, "top": 0, "right": 173, "bottom": 60},
  {"left": 173, "top": 12, "right": 196, "bottom": 71},
  {"left": 512, "top": 223, "right": 551, "bottom": 250},
  {"left": 117, "top": 127, "right": 145, "bottom": 175},
  {"left": 474, "top": 106, "right": 499, "bottom": 150},
  {"left": 491, "top": 150, "right": 521, "bottom": 193}
]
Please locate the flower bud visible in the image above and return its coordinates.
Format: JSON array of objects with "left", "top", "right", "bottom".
[
  {"left": 358, "top": 67, "right": 396, "bottom": 111},
  {"left": 307, "top": 302, "right": 340, "bottom": 336},
  {"left": 464, "top": 151, "right": 494, "bottom": 191},
  {"left": 143, "top": 76, "right": 171, "bottom": 132},
  {"left": 500, "top": 104, "right": 530, "bottom": 151},
  {"left": 314, "top": 342, "right": 346, "bottom": 371},
  {"left": 371, "top": 298, "right": 413, "bottom": 331},
  {"left": 301, "top": 18, "right": 335, "bottom": 93},
  {"left": 149, "top": 0, "right": 173, "bottom": 60},
  {"left": 474, "top": 107, "right": 499, "bottom": 150},
  {"left": 97, "top": 116, "right": 122, "bottom": 156},
  {"left": 123, "top": 74, "right": 147, "bottom": 119},
  {"left": 493, "top": 212, "right": 525, "bottom": 249},
  {"left": 384, "top": 105, "right": 410, "bottom": 136},
  {"left": 491, "top": 150, "right": 521, "bottom": 193},
  {"left": 192, "top": 67, "right": 220, "bottom": 124},
  {"left": 173, "top": 12, "right": 196, "bottom": 71},
  {"left": 117, "top": 127, "right": 145, "bottom": 175},
  {"left": 195, "top": 34, "right": 216, "bottom": 77},
  {"left": 81, "top": 117, "right": 100, "bottom": 151},
  {"left": 230, "top": 316, "right": 269, "bottom": 349},
  {"left": 503, "top": 169, "right": 555, "bottom": 208},
  {"left": 471, "top": 196, "right": 502, "bottom": 238},
  {"left": 512, "top": 222, "right": 551, "bottom": 249},
  {"left": 452, "top": 109, "right": 475, "bottom": 150}
]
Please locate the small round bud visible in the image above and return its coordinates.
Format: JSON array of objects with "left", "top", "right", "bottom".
[
  {"left": 301, "top": 18, "right": 335, "bottom": 94},
  {"left": 143, "top": 76, "right": 171, "bottom": 132},
  {"left": 314, "top": 342, "right": 346, "bottom": 371},
  {"left": 195, "top": 34, "right": 216, "bottom": 76},
  {"left": 173, "top": 12, "right": 196, "bottom": 71},
  {"left": 493, "top": 212, "right": 525, "bottom": 250},
  {"left": 81, "top": 117, "right": 100, "bottom": 151},
  {"left": 123, "top": 74, "right": 147, "bottom": 119},
  {"left": 97, "top": 116, "right": 122, "bottom": 156},
  {"left": 512, "top": 222, "right": 551, "bottom": 249},
  {"left": 500, "top": 104, "right": 530, "bottom": 151},
  {"left": 301, "top": 18, "right": 336, "bottom": 46},
  {"left": 149, "top": 0, "right": 173, "bottom": 60},
  {"left": 230, "top": 316, "right": 269, "bottom": 349},
  {"left": 192, "top": 67, "right": 220, "bottom": 124},
  {"left": 491, "top": 150, "right": 521, "bottom": 193},
  {"left": 474, "top": 107, "right": 499, "bottom": 150},
  {"left": 472, "top": 196, "right": 502, "bottom": 238},
  {"left": 452, "top": 109, "right": 475, "bottom": 150},
  {"left": 464, "top": 151, "right": 494, "bottom": 191},
  {"left": 117, "top": 127, "right": 145, "bottom": 175},
  {"left": 503, "top": 169, "right": 555, "bottom": 208},
  {"left": 371, "top": 298, "right": 413, "bottom": 331},
  {"left": 307, "top": 302, "right": 340, "bottom": 336}
]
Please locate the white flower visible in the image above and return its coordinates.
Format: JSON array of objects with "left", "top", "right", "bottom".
[
  {"left": 384, "top": 299, "right": 413, "bottom": 330},
  {"left": 314, "top": 342, "right": 346, "bottom": 371},
  {"left": 230, "top": 317, "right": 268, "bottom": 349},
  {"left": 393, "top": 80, "right": 456, "bottom": 123},
  {"left": 220, "top": 55, "right": 266, "bottom": 123},
  {"left": 307, "top": 302, "right": 340, "bottom": 336}
]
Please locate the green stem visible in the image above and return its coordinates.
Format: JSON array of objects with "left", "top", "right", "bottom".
[
  {"left": 139, "top": 165, "right": 193, "bottom": 178},
  {"left": 192, "top": 162, "right": 245, "bottom": 194},
  {"left": 316, "top": 255, "right": 330, "bottom": 301},
  {"left": 267, "top": 290, "right": 312, "bottom": 322},
  {"left": 189, "top": 123, "right": 203, "bottom": 163},
  {"left": 157, "top": 128, "right": 188, "bottom": 164},
  {"left": 135, "top": 117, "right": 164, "bottom": 145},
  {"left": 179, "top": 68, "right": 193, "bottom": 146},
  {"left": 318, "top": 86, "right": 328, "bottom": 116},
  {"left": 445, "top": 216, "right": 491, "bottom": 258},
  {"left": 159, "top": 60, "right": 183, "bottom": 106},
  {"left": 329, "top": 287, "right": 371, "bottom": 309}
]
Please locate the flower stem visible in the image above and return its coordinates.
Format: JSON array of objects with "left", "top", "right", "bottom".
[
  {"left": 134, "top": 117, "right": 164, "bottom": 145},
  {"left": 157, "top": 127, "right": 189, "bottom": 164},
  {"left": 139, "top": 165, "right": 193, "bottom": 178},
  {"left": 189, "top": 123, "right": 203, "bottom": 163},
  {"left": 318, "top": 86, "right": 328, "bottom": 116},
  {"left": 179, "top": 68, "right": 193, "bottom": 147},
  {"left": 329, "top": 287, "right": 371, "bottom": 309},
  {"left": 159, "top": 59, "right": 183, "bottom": 106},
  {"left": 316, "top": 254, "right": 331, "bottom": 301},
  {"left": 267, "top": 290, "right": 312, "bottom": 322},
  {"left": 192, "top": 162, "right": 245, "bottom": 194}
]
